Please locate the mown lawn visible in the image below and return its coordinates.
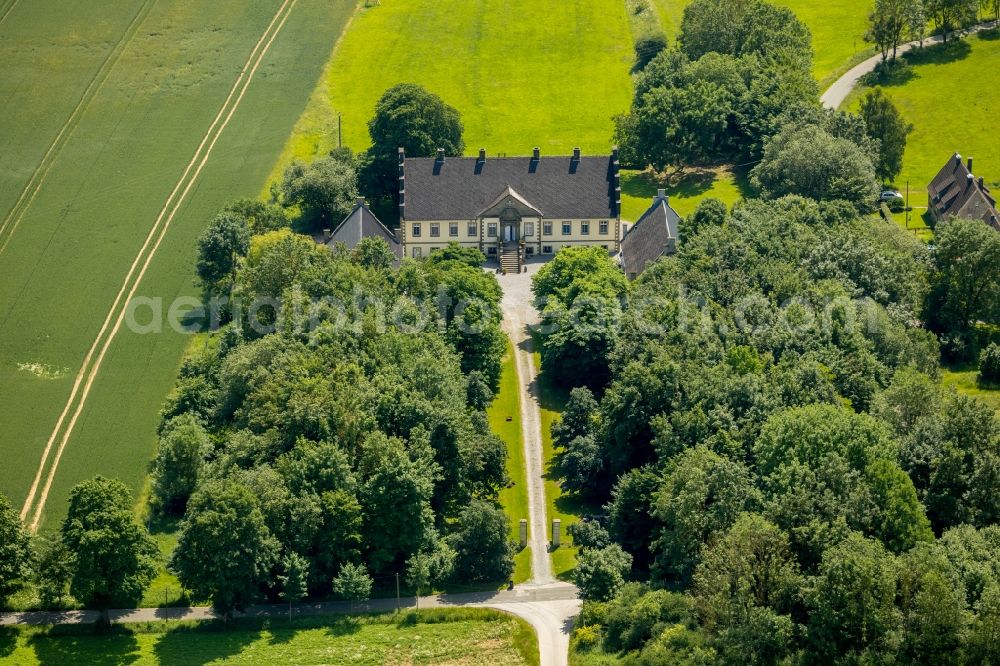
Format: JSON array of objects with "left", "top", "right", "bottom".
[
  {"left": 845, "top": 31, "right": 1000, "bottom": 212},
  {"left": 621, "top": 166, "right": 749, "bottom": 220},
  {"left": 648, "top": 0, "right": 873, "bottom": 84},
  {"left": 531, "top": 349, "right": 603, "bottom": 581},
  {"left": 0, "top": 608, "right": 539, "bottom": 666},
  {"left": 268, "top": 0, "right": 634, "bottom": 181},
  {"left": 0, "top": 0, "right": 354, "bottom": 528},
  {"left": 489, "top": 343, "right": 533, "bottom": 584}
]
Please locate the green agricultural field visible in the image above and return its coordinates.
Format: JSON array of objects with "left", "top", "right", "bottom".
[
  {"left": 649, "top": 0, "right": 873, "bottom": 83},
  {"left": 268, "top": 0, "right": 635, "bottom": 180},
  {"left": 0, "top": 0, "right": 354, "bottom": 529},
  {"left": 0, "top": 609, "right": 539, "bottom": 665},
  {"left": 846, "top": 32, "right": 1000, "bottom": 218},
  {"left": 489, "top": 343, "right": 533, "bottom": 584}
]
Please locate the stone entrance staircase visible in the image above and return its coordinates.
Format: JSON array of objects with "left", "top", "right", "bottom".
[{"left": 500, "top": 242, "right": 521, "bottom": 273}]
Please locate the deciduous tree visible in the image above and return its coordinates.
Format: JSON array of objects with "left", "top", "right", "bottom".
[
  {"left": 806, "top": 532, "right": 901, "bottom": 660},
  {"left": 196, "top": 212, "right": 251, "bottom": 293},
  {"left": 750, "top": 124, "right": 880, "bottom": 212},
  {"left": 34, "top": 538, "right": 72, "bottom": 608},
  {"left": 575, "top": 544, "right": 633, "bottom": 601},
  {"left": 279, "top": 552, "right": 309, "bottom": 619},
  {"left": 61, "top": 477, "right": 157, "bottom": 618},
  {"left": 332, "top": 562, "right": 373, "bottom": 607},
  {"left": 0, "top": 493, "right": 31, "bottom": 603},
  {"left": 925, "top": 217, "right": 1000, "bottom": 358},
  {"left": 152, "top": 414, "right": 212, "bottom": 514},
  {"left": 859, "top": 88, "right": 912, "bottom": 182},
  {"left": 448, "top": 500, "right": 515, "bottom": 582},
  {"left": 867, "top": 0, "right": 910, "bottom": 62},
  {"left": 361, "top": 84, "right": 464, "bottom": 211},
  {"left": 281, "top": 154, "right": 358, "bottom": 229},
  {"left": 351, "top": 237, "right": 396, "bottom": 270},
  {"left": 652, "top": 446, "right": 760, "bottom": 584},
  {"left": 170, "top": 480, "right": 279, "bottom": 616}
]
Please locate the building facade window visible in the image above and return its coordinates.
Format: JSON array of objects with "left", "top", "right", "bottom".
[
  {"left": 449, "top": 223, "right": 459, "bottom": 237},
  {"left": 543, "top": 221, "right": 553, "bottom": 236},
  {"left": 599, "top": 220, "right": 609, "bottom": 235},
  {"left": 412, "top": 246, "right": 422, "bottom": 258},
  {"left": 487, "top": 246, "right": 497, "bottom": 255},
  {"left": 468, "top": 222, "right": 478, "bottom": 237},
  {"left": 487, "top": 223, "right": 497, "bottom": 237},
  {"left": 542, "top": 245, "right": 553, "bottom": 254},
  {"left": 581, "top": 221, "right": 590, "bottom": 235},
  {"left": 412, "top": 223, "right": 421, "bottom": 237},
  {"left": 430, "top": 223, "right": 440, "bottom": 237},
  {"left": 622, "top": 223, "right": 629, "bottom": 235},
  {"left": 524, "top": 221, "right": 535, "bottom": 237},
  {"left": 562, "top": 221, "right": 571, "bottom": 235},
  {"left": 525, "top": 246, "right": 534, "bottom": 256}
]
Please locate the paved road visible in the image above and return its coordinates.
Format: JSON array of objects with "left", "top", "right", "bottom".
[
  {"left": 822, "top": 22, "right": 996, "bottom": 109},
  {"left": 0, "top": 578, "right": 580, "bottom": 665},
  {"left": 0, "top": 582, "right": 579, "bottom": 625},
  {"left": 494, "top": 257, "right": 582, "bottom": 666},
  {"left": 496, "top": 258, "right": 553, "bottom": 586}
]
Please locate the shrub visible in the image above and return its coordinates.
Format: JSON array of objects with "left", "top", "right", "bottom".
[
  {"left": 575, "top": 544, "right": 633, "bottom": 601},
  {"left": 980, "top": 343, "right": 1000, "bottom": 383},
  {"left": 568, "top": 521, "right": 612, "bottom": 550},
  {"left": 572, "top": 624, "right": 602, "bottom": 650}
]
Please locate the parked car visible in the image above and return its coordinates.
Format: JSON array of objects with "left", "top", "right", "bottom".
[{"left": 879, "top": 190, "right": 905, "bottom": 211}]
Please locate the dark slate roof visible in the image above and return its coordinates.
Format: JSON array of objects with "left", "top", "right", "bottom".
[
  {"left": 620, "top": 194, "right": 680, "bottom": 279},
  {"left": 402, "top": 153, "right": 619, "bottom": 220},
  {"left": 928, "top": 153, "right": 999, "bottom": 231},
  {"left": 326, "top": 200, "right": 403, "bottom": 259}
]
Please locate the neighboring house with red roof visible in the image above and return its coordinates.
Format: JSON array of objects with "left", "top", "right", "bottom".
[{"left": 928, "top": 153, "right": 999, "bottom": 232}]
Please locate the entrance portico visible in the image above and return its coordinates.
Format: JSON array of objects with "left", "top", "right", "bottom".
[{"left": 475, "top": 185, "right": 543, "bottom": 272}]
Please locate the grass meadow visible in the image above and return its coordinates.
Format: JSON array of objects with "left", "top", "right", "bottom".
[
  {"left": 0, "top": 0, "right": 354, "bottom": 528},
  {"left": 489, "top": 343, "right": 533, "bottom": 584},
  {"left": 266, "top": 0, "right": 635, "bottom": 182},
  {"left": 943, "top": 365, "right": 1000, "bottom": 415},
  {"left": 845, "top": 31, "right": 1000, "bottom": 214},
  {"left": 0, "top": 609, "right": 539, "bottom": 666}
]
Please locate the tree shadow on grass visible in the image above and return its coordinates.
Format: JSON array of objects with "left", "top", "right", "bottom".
[
  {"left": 0, "top": 626, "right": 17, "bottom": 658},
  {"left": 324, "top": 616, "right": 364, "bottom": 636},
  {"left": 860, "top": 61, "right": 917, "bottom": 87},
  {"left": 622, "top": 167, "right": 753, "bottom": 207},
  {"left": 904, "top": 38, "right": 972, "bottom": 66},
  {"left": 28, "top": 625, "right": 142, "bottom": 666},
  {"left": 152, "top": 618, "right": 261, "bottom": 664}
]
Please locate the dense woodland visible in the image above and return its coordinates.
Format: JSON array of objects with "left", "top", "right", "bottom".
[
  {"left": 542, "top": 203, "right": 1000, "bottom": 663},
  {"left": 543, "top": 2, "right": 1000, "bottom": 662},
  {"left": 159, "top": 235, "right": 516, "bottom": 614}
]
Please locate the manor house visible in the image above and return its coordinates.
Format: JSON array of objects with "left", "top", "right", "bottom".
[{"left": 398, "top": 147, "right": 624, "bottom": 272}]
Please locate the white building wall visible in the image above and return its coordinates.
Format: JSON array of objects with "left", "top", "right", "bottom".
[{"left": 401, "top": 217, "right": 625, "bottom": 258}]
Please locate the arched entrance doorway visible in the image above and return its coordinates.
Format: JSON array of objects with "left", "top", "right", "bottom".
[{"left": 500, "top": 205, "right": 521, "bottom": 243}]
